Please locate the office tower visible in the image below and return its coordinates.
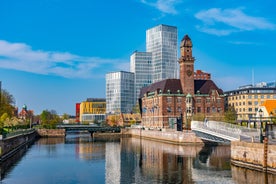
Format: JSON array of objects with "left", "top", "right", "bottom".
[
  {"left": 146, "top": 24, "right": 178, "bottom": 83},
  {"left": 106, "top": 71, "right": 135, "bottom": 114},
  {"left": 130, "top": 51, "right": 152, "bottom": 103}
]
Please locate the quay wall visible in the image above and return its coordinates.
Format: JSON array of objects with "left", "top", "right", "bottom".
[
  {"left": 231, "top": 140, "right": 276, "bottom": 174},
  {"left": 36, "top": 129, "right": 66, "bottom": 137},
  {"left": 0, "top": 129, "right": 38, "bottom": 161},
  {"left": 125, "top": 128, "right": 204, "bottom": 145}
]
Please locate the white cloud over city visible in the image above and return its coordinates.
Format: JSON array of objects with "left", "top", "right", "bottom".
[
  {"left": 140, "top": 0, "right": 181, "bottom": 14},
  {"left": 195, "top": 8, "right": 276, "bottom": 36},
  {"left": 0, "top": 40, "right": 128, "bottom": 78}
]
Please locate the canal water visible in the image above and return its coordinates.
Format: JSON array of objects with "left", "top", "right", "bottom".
[{"left": 0, "top": 132, "right": 276, "bottom": 184}]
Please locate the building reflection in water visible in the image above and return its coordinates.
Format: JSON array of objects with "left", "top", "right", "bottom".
[{"left": 115, "top": 137, "right": 203, "bottom": 184}]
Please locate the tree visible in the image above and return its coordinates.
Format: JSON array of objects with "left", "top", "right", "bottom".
[
  {"left": 40, "top": 110, "right": 61, "bottom": 128},
  {"left": 0, "top": 89, "right": 16, "bottom": 118},
  {"left": 224, "top": 105, "right": 237, "bottom": 123}
]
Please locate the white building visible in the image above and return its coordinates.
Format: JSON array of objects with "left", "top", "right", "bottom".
[
  {"left": 146, "top": 24, "right": 178, "bottom": 83},
  {"left": 130, "top": 51, "right": 152, "bottom": 103},
  {"left": 106, "top": 71, "right": 135, "bottom": 114}
]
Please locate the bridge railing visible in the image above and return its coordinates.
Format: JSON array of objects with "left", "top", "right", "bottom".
[{"left": 191, "top": 121, "right": 259, "bottom": 141}]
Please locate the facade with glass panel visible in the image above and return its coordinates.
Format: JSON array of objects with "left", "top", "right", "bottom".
[
  {"left": 146, "top": 24, "right": 177, "bottom": 83},
  {"left": 106, "top": 71, "right": 135, "bottom": 114},
  {"left": 130, "top": 51, "right": 152, "bottom": 103}
]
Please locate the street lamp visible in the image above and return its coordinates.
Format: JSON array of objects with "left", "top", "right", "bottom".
[
  {"left": 268, "top": 111, "right": 273, "bottom": 138},
  {"left": 259, "top": 109, "right": 263, "bottom": 143}
]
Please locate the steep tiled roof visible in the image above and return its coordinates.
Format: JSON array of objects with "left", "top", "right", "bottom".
[
  {"left": 140, "top": 79, "right": 224, "bottom": 98},
  {"left": 194, "top": 80, "right": 224, "bottom": 95},
  {"left": 140, "top": 79, "right": 182, "bottom": 98},
  {"left": 261, "top": 100, "right": 276, "bottom": 115}
]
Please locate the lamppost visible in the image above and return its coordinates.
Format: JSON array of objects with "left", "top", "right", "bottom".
[
  {"left": 268, "top": 111, "right": 273, "bottom": 138},
  {"left": 259, "top": 109, "right": 263, "bottom": 143}
]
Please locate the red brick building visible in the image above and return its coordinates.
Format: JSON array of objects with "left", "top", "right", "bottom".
[
  {"left": 194, "top": 70, "right": 211, "bottom": 80},
  {"left": 140, "top": 35, "right": 224, "bottom": 129}
]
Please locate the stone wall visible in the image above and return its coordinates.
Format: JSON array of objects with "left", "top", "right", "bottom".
[
  {"left": 0, "top": 129, "right": 38, "bottom": 161},
  {"left": 36, "top": 129, "right": 65, "bottom": 137},
  {"left": 231, "top": 140, "right": 276, "bottom": 174},
  {"left": 126, "top": 128, "right": 204, "bottom": 145}
]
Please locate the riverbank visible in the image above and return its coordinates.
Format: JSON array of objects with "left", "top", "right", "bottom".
[
  {"left": 36, "top": 128, "right": 66, "bottom": 137},
  {"left": 123, "top": 128, "right": 204, "bottom": 145},
  {"left": 0, "top": 129, "right": 38, "bottom": 162},
  {"left": 231, "top": 139, "right": 276, "bottom": 174}
]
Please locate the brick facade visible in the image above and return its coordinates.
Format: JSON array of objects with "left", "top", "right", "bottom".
[{"left": 140, "top": 34, "right": 224, "bottom": 129}]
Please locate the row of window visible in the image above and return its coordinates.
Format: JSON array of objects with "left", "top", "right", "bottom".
[
  {"left": 230, "top": 101, "right": 263, "bottom": 106},
  {"left": 228, "top": 94, "right": 276, "bottom": 100}
]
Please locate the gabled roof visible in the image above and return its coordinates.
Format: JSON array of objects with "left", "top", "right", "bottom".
[
  {"left": 140, "top": 79, "right": 182, "bottom": 98},
  {"left": 261, "top": 100, "right": 276, "bottom": 115},
  {"left": 195, "top": 80, "right": 224, "bottom": 95}
]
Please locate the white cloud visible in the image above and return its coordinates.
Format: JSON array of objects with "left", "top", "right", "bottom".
[
  {"left": 0, "top": 40, "right": 129, "bottom": 78},
  {"left": 195, "top": 8, "right": 276, "bottom": 36},
  {"left": 140, "top": 0, "right": 181, "bottom": 15}
]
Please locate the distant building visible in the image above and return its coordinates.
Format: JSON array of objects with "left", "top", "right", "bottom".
[
  {"left": 130, "top": 51, "right": 152, "bottom": 103},
  {"left": 259, "top": 100, "right": 276, "bottom": 117},
  {"left": 140, "top": 35, "right": 224, "bottom": 129},
  {"left": 224, "top": 85, "right": 276, "bottom": 121},
  {"left": 146, "top": 24, "right": 178, "bottom": 83},
  {"left": 79, "top": 98, "right": 106, "bottom": 124},
  {"left": 106, "top": 71, "right": 135, "bottom": 114},
  {"left": 194, "top": 70, "right": 211, "bottom": 80},
  {"left": 75, "top": 103, "right": 80, "bottom": 123}
]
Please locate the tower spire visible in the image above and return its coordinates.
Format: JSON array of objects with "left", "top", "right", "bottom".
[{"left": 178, "top": 35, "right": 195, "bottom": 95}]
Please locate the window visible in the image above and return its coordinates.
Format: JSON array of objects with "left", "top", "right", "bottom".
[
  {"left": 248, "top": 101, "right": 252, "bottom": 105},
  {"left": 197, "top": 107, "right": 201, "bottom": 113},
  {"left": 196, "top": 98, "right": 201, "bottom": 103},
  {"left": 167, "top": 97, "right": 172, "bottom": 103}
]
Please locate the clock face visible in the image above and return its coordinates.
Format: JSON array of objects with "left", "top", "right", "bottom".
[{"left": 186, "top": 69, "right": 192, "bottom": 77}]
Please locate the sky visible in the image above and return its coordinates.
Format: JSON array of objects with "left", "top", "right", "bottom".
[{"left": 0, "top": 0, "right": 276, "bottom": 115}]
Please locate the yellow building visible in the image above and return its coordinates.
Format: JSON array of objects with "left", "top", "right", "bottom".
[
  {"left": 79, "top": 98, "right": 106, "bottom": 124},
  {"left": 225, "top": 83, "right": 276, "bottom": 121}
]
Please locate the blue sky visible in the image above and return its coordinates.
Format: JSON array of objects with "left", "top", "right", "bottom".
[{"left": 0, "top": 0, "right": 275, "bottom": 115}]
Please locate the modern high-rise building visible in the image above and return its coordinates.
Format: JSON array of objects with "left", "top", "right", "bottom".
[
  {"left": 130, "top": 51, "right": 152, "bottom": 103},
  {"left": 146, "top": 24, "right": 178, "bottom": 83},
  {"left": 106, "top": 71, "right": 135, "bottom": 114}
]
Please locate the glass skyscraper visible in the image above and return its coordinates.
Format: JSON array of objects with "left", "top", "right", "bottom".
[
  {"left": 130, "top": 51, "right": 152, "bottom": 103},
  {"left": 146, "top": 24, "right": 178, "bottom": 83},
  {"left": 106, "top": 71, "right": 135, "bottom": 114}
]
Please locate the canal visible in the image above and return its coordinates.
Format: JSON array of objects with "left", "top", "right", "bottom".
[{"left": 0, "top": 132, "right": 276, "bottom": 184}]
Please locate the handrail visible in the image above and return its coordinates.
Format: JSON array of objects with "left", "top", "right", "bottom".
[{"left": 191, "top": 121, "right": 259, "bottom": 141}]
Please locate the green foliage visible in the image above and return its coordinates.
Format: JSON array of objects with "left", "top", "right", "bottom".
[
  {"left": 62, "top": 113, "right": 69, "bottom": 120},
  {"left": 224, "top": 105, "right": 237, "bottom": 123},
  {"left": 40, "top": 110, "right": 61, "bottom": 129},
  {"left": 192, "top": 113, "right": 205, "bottom": 121},
  {"left": 0, "top": 89, "right": 16, "bottom": 118}
]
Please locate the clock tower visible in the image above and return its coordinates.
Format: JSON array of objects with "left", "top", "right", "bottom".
[{"left": 178, "top": 35, "right": 195, "bottom": 95}]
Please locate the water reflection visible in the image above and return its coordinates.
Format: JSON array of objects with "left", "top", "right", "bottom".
[{"left": 1, "top": 133, "right": 276, "bottom": 184}]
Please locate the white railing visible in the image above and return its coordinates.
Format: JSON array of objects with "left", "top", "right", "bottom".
[{"left": 191, "top": 121, "right": 260, "bottom": 141}]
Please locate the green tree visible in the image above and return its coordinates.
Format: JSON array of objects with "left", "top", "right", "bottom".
[
  {"left": 0, "top": 89, "right": 16, "bottom": 117},
  {"left": 224, "top": 105, "right": 237, "bottom": 123},
  {"left": 40, "top": 110, "right": 61, "bottom": 128}
]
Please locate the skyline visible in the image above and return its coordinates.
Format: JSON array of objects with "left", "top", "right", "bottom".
[{"left": 0, "top": 0, "right": 276, "bottom": 115}]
